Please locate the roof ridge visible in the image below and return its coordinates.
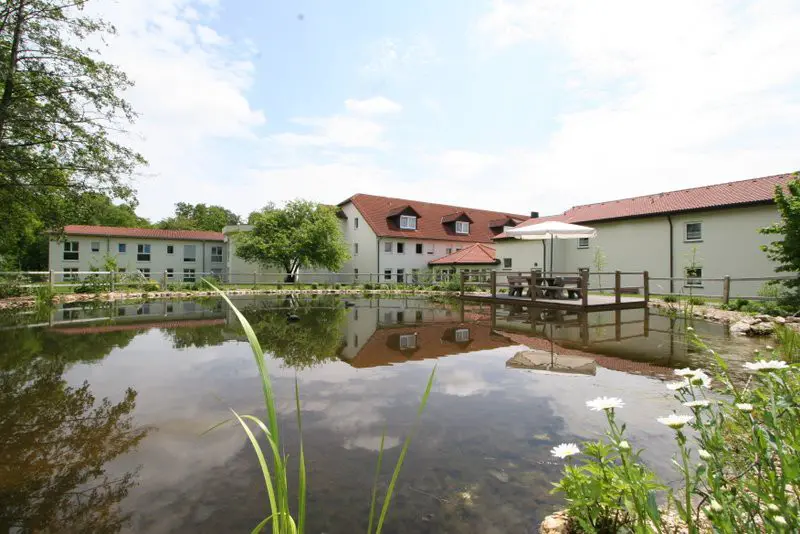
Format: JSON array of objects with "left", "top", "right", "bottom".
[{"left": 350, "top": 192, "right": 528, "bottom": 219}]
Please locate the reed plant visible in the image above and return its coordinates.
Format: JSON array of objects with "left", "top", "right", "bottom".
[{"left": 207, "top": 280, "right": 436, "bottom": 533}]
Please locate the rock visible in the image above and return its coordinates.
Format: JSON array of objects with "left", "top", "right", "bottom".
[
  {"left": 539, "top": 511, "right": 569, "bottom": 534},
  {"left": 487, "top": 469, "right": 509, "bottom": 483},
  {"left": 785, "top": 316, "right": 800, "bottom": 323},
  {"left": 754, "top": 314, "right": 772, "bottom": 322},
  {"left": 730, "top": 321, "right": 752, "bottom": 335},
  {"left": 740, "top": 316, "right": 760, "bottom": 325},
  {"left": 773, "top": 316, "right": 787, "bottom": 324},
  {"left": 749, "top": 322, "right": 775, "bottom": 336}
]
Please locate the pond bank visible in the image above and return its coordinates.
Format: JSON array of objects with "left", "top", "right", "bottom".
[{"left": 650, "top": 298, "right": 800, "bottom": 336}]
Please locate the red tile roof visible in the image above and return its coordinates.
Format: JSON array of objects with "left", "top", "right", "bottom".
[
  {"left": 501, "top": 172, "right": 796, "bottom": 236},
  {"left": 340, "top": 193, "right": 528, "bottom": 243},
  {"left": 429, "top": 243, "right": 498, "bottom": 265},
  {"left": 62, "top": 225, "right": 225, "bottom": 242}
]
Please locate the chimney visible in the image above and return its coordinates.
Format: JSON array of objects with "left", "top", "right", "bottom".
[{"left": 530, "top": 211, "right": 539, "bottom": 219}]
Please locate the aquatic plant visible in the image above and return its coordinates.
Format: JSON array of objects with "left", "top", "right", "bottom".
[
  {"left": 206, "top": 280, "right": 436, "bottom": 533},
  {"left": 551, "top": 336, "right": 800, "bottom": 533}
]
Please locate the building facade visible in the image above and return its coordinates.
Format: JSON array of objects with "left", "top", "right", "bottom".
[
  {"left": 48, "top": 225, "right": 226, "bottom": 282},
  {"left": 494, "top": 173, "right": 794, "bottom": 298}
]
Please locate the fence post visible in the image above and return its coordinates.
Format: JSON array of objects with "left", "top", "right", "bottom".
[
  {"left": 580, "top": 268, "right": 589, "bottom": 307},
  {"left": 643, "top": 271, "right": 650, "bottom": 304},
  {"left": 161, "top": 270, "right": 167, "bottom": 290},
  {"left": 722, "top": 275, "right": 731, "bottom": 304},
  {"left": 490, "top": 270, "right": 497, "bottom": 298},
  {"left": 614, "top": 270, "right": 621, "bottom": 304},
  {"left": 460, "top": 271, "right": 465, "bottom": 297},
  {"left": 530, "top": 269, "right": 537, "bottom": 302},
  {"left": 110, "top": 271, "right": 116, "bottom": 293},
  {"left": 253, "top": 271, "right": 257, "bottom": 287},
  {"left": 49, "top": 270, "right": 54, "bottom": 288}
]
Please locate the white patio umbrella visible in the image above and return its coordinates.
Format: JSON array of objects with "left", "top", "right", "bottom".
[{"left": 505, "top": 221, "right": 597, "bottom": 276}]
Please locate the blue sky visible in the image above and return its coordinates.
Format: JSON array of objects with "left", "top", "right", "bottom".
[{"left": 94, "top": 0, "right": 800, "bottom": 221}]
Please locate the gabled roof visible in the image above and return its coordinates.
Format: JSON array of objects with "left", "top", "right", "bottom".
[
  {"left": 441, "top": 211, "right": 473, "bottom": 224},
  {"left": 386, "top": 204, "right": 421, "bottom": 218},
  {"left": 498, "top": 172, "right": 796, "bottom": 237},
  {"left": 429, "top": 243, "right": 498, "bottom": 265},
  {"left": 61, "top": 225, "right": 225, "bottom": 242},
  {"left": 340, "top": 193, "right": 528, "bottom": 243}
]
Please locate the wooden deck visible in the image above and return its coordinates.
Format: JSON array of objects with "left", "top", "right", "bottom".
[{"left": 462, "top": 292, "right": 647, "bottom": 311}]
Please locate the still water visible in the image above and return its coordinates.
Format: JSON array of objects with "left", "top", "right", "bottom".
[{"left": 0, "top": 296, "right": 769, "bottom": 533}]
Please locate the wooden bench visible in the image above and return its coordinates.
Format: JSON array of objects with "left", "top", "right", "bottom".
[
  {"left": 546, "top": 277, "right": 583, "bottom": 300},
  {"left": 507, "top": 276, "right": 527, "bottom": 297}
]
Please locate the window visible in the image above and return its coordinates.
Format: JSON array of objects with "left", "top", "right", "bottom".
[
  {"left": 167, "top": 245, "right": 174, "bottom": 255},
  {"left": 137, "top": 244, "right": 151, "bottom": 262},
  {"left": 685, "top": 267, "right": 703, "bottom": 287},
  {"left": 118, "top": 268, "right": 126, "bottom": 273},
  {"left": 118, "top": 308, "right": 126, "bottom": 316},
  {"left": 415, "top": 310, "right": 423, "bottom": 321},
  {"left": 354, "top": 217, "right": 359, "bottom": 229},
  {"left": 354, "top": 334, "right": 359, "bottom": 347},
  {"left": 416, "top": 243, "right": 423, "bottom": 254},
  {"left": 503, "top": 258, "right": 512, "bottom": 269},
  {"left": 211, "top": 268, "right": 223, "bottom": 278},
  {"left": 211, "top": 245, "right": 223, "bottom": 263},
  {"left": 446, "top": 247, "right": 452, "bottom": 255},
  {"left": 399, "top": 215, "right": 417, "bottom": 230},
  {"left": 118, "top": 243, "right": 126, "bottom": 253},
  {"left": 354, "top": 308, "right": 359, "bottom": 321},
  {"left": 139, "top": 268, "right": 151, "bottom": 279},
  {"left": 384, "top": 241, "right": 392, "bottom": 253},
  {"left": 384, "top": 269, "right": 392, "bottom": 280},
  {"left": 166, "top": 304, "right": 173, "bottom": 313},
  {"left": 399, "top": 334, "right": 417, "bottom": 349},
  {"left": 685, "top": 222, "right": 702, "bottom": 242},
  {"left": 63, "top": 241, "right": 79, "bottom": 261},
  {"left": 578, "top": 237, "right": 589, "bottom": 249},
  {"left": 427, "top": 244, "right": 435, "bottom": 254},
  {"left": 397, "top": 268, "right": 405, "bottom": 283},
  {"left": 455, "top": 221, "right": 469, "bottom": 234},
  {"left": 455, "top": 328, "right": 470, "bottom": 343},
  {"left": 91, "top": 241, "right": 100, "bottom": 252},
  {"left": 397, "top": 311, "right": 405, "bottom": 323},
  {"left": 396, "top": 242, "right": 405, "bottom": 254},
  {"left": 354, "top": 243, "right": 359, "bottom": 255},
  {"left": 412, "top": 268, "right": 419, "bottom": 283},
  {"left": 166, "top": 268, "right": 174, "bottom": 279},
  {"left": 184, "top": 244, "right": 196, "bottom": 262},
  {"left": 354, "top": 268, "right": 359, "bottom": 280},
  {"left": 183, "top": 269, "right": 196, "bottom": 282},
  {"left": 63, "top": 267, "right": 78, "bottom": 281}
]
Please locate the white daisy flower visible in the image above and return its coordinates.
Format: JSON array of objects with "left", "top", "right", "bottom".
[
  {"left": 767, "top": 504, "right": 780, "bottom": 513},
  {"left": 698, "top": 449, "right": 712, "bottom": 460},
  {"left": 657, "top": 414, "right": 693, "bottom": 429},
  {"left": 689, "top": 371, "right": 713, "bottom": 388},
  {"left": 744, "top": 360, "right": 789, "bottom": 371},
  {"left": 551, "top": 443, "right": 580, "bottom": 459},
  {"left": 674, "top": 367, "right": 698, "bottom": 377},
  {"left": 710, "top": 499, "right": 722, "bottom": 512},
  {"left": 736, "top": 403, "right": 754, "bottom": 412},
  {"left": 618, "top": 440, "right": 630, "bottom": 451},
  {"left": 766, "top": 345, "right": 774, "bottom": 350},
  {"left": 585, "top": 397, "right": 625, "bottom": 411},
  {"left": 686, "top": 326, "right": 695, "bottom": 332},
  {"left": 683, "top": 400, "right": 711, "bottom": 408},
  {"left": 666, "top": 380, "right": 690, "bottom": 391},
  {"left": 774, "top": 516, "right": 787, "bottom": 525}
]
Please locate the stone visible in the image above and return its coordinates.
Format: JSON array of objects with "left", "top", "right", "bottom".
[
  {"left": 773, "top": 316, "right": 787, "bottom": 324},
  {"left": 740, "top": 316, "right": 760, "bottom": 325},
  {"left": 749, "top": 322, "right": 775, "bottom": 336},
  {"left": 730, "top": 321, "right": 752, "bottom": 335},
  {"left": 539, "top": 511, "right": 569, "bottom": 534},
  {"left": 754, "top": 314, "right": 772, "bottom": 322},
  {"left": 785, "top": 316, "right": 800, "bottom": 323}
]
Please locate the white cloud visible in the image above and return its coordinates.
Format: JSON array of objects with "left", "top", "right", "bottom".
[
  {"left": 345, "top": 96, "right": 402, "bottom": 115},
  {"left": 360, "top": 35, "right": 438, "bottom": 80},
  {"left": 196, "top": 24, "right": 227, "bottom": 46},
  {"left": 274, "top": 115, "right": 387, "bottom": 149},
  {"left": 473, "top": 0, "right": 800, "bottom": 214}
]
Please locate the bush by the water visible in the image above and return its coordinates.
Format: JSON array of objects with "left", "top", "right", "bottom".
[{"left": 551, "top": 332, "right": 799, "bottom": 532}]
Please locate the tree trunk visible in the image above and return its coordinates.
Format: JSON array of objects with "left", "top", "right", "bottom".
[{"left": 0, "top": 0, "right": 26, "bottom": 144}]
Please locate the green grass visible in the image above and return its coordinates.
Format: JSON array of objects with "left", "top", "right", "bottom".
[{"left": 206, "top": 279, "right": 436, "bottom": 533}]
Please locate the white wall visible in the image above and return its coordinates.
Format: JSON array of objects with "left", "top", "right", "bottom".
[{"left": 49, "top": 235, "right": 225, "bottom": 282}]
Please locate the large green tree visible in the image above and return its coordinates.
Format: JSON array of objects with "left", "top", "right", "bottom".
[
  {"left": 236, "top": 200, "right": 349, "bottom": 280},
  {"left": 0, "top": 0, "right": 145, "bottom": 267},
  {"left": 157, "top": 202, "right": 240, "bottom": 232},
  {"left": 760, "top": 172, "right": 800, "bottom": 291}
]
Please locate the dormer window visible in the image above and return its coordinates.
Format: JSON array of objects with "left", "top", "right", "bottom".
[
  {"left": 455, "top": 221, "right": 470, "bottom": 234},
  {"left": 399, "top": 215, "right": 417, "bottom": 230}
]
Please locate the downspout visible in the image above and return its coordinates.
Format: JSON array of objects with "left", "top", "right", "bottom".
[
  {"left": 667, "top": 215, "right": 674, "bottom": 293},
  {"left": 376, "top": 236, "right": 381, "bottom": 284},
  {"left": 202, "top": 241, "right": 206, "bottom": 274},
  {"left": 541, "top": 240, "right": 547, "bottom": 273}
]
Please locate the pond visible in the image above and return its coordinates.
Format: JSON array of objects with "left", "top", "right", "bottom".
[{"left": 0, "top": 295, "right": 771, "bottom": 533}]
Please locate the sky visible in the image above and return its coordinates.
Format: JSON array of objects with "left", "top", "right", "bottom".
[{"left": 89, "top": 0, "right": 800, "bottom": 221}]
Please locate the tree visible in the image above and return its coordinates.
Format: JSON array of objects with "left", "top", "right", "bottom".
[
  {"left": 70, "top": 192, "right": 150, "bottom": 228},
  {"left": 236, "top": 200, "right": 349, "bottom": 280},
  {"left": 0, "top": 0, "right": 145, "bottom": 266},
  {"left": 761, "top": 172, "right": 800, "bottom": 292},
  {"left": 157, "top": 202, "right": 240, "bottom": 232}
]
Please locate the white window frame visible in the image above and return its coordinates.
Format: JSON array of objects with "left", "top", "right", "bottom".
[
  {"left": 384, "top": 241, "right": 392, "bottom": 253},
  {"left": 685, "top": 222, "right": 702, "bottom": 242},
  {"left": 454, "top": 328, "right": 470, "bottom": 342},
  {"left": 396, "top": 268, "right": 405, "bottom": 283},
  {"left": 685, "top": 267, "right": 703, "bottom": 287},
  {"left": 91, "top": 241, "right": 100, "bottom": 253},
  {"left": 167, "top": 245, "right": 174, "bottom": 255},
  {"left": 384, "top": 268, "right": 392, "bottom": 280},
  {"left": 577, "top": 237, "right": 589, "bottom": 249},
  {"left": 183, "top": 244, "right": 197, "bottom": 263},
  {"left": 354, "top": 217, "right": 359, "bottom": 230},
  {"left": 446, "top": 247, "right": 452, "bottom": 255},
  {"left": 166, "top": 268, "right": 174, "bottom": 279},
  {"left": 139, "top": 268, "right": 151, "bottom": 279},
  {"left": 399, "top": 334, "right": 417, "bottom": 349},
  {"left": 455, "top": 221, "right": 470, "bottom": 234},
  {"left": 183, "top": 268, "right": 196, "bottom": 282},
  {"left": 503, "top": 258, "right": 512, "bottom": 269},
  {"left": 118, "top": 243, "right": 127, "bottom": 254},
  {"left": 137, "top": 244, "right": 151, "bottom": 262},
  {"left": 396, "top": 242, "right": 405, "bottom": 254},
  {"left": 63, "top": 267, "right": 79, "bottom": 281},
  {"left": 416, "top": 243, "right": 423, "bottom": 254},
  {"left": 211, "top": 245, "right": 223, "bottom": 263},
  {"left": 63, "top": 241, "right": 79, "bottom": 261},
  {"left": 354, "top": 243, "right": 359, "bottom": 255},
  {"left": 426, "top": 244, "right": 435, "bottom": 255},
  {"left": 399, "top": 215, "right": 417, "bottom": 230}
]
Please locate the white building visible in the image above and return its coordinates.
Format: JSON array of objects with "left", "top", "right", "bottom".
[
  {"left": 337, "top": 193, "right": 527, "bottom": 284},
  {"left": 494, "top": 173, "right": 796, "bottom": 298},
  {"left": 48, "top": 225, "right": 226, "bottom": 282}
]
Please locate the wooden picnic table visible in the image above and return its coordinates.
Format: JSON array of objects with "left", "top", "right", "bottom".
[{"left": 507, "top": 274, "right": 583, "bottom": 300}]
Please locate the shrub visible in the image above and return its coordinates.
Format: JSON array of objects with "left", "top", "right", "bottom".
[
  {"left": 363, "top": 283, "right": 373, "bottom": 290},
  {"left": 143, "top": 282, "right": 161, "bottom": 292},
  {"left": 687, "top": 296, "right": 705, "bottom": 306},
  {"left": 0, "top": 277, "right": 27, "bottom": 298},
  {"left": 662, "top": 294, "right": 678, "bottom": 303},
  {"left": 74, "top": 273, "right": 110, "bottom": 294}
]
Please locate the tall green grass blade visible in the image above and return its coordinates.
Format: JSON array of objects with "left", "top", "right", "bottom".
[
  {"left": 375, "top": 366, "right": 436, "bottom": 534},
  {"left": 232, "top": 410, "right": 278, "bottom": 530},
  {"left": 295, "top": 379, "right": 307, "bottom": 534},
  {"left": 367, "top": 430, "right": 387, "bottom": 534},
  {"left": 199, "top": 417, "right": 233, "bottom": 436},
  {"left": 251, "top": 515, "right": 275, "bottom": 534}
]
